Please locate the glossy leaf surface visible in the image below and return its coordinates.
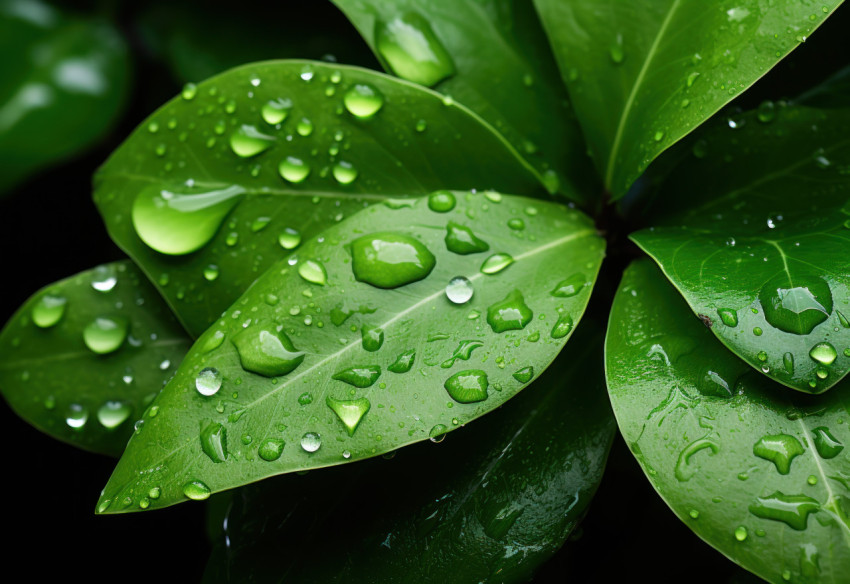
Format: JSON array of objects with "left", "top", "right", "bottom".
[
  {"left": 632, "top": 105, "right": 850, "bottom": 393},
  {"left": 97, "top": 192, "right": 604, "bottom": 513},
  {"left": 606, "top": 259, "right": 850, "bottom": 584},
  {"left": 204, "top": 324, "right": 614, "bottom": 583},
  {"left": 0, "top": 0, "right": 130, "bottom": 194},
  {"left": 532, "top": 0, "right": 843, "bottom": 197},
  {"left": 0, "top": 261, "right": 191, "bottom": 456},
  {"left": 94, "top": 60, "right": 549, "bottom": 337},
  {"left": 332, "top": 0, "right": 596, "bottom": 202}
]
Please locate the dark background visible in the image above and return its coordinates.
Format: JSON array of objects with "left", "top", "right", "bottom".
[{"left": 1, "top": 1, "right": 847, "bottom": 582}]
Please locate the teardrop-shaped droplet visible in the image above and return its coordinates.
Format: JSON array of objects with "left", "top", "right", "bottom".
[
  {"left": 550, "top": 273, "right": 588, "bottom": 297},
  {"left": 445, "top": 222, "right": 489, "bottom": 255},
  {"left": 512, "top": 366, "right": 534, "bottom": 383},
  {"left": 486, "top": 290, "right": 532, "bottom": 333},
  {"left": 446, "top": 276, "right": 473, "bottom": 304},
  {"left": 132, "top": 184, "right": 244, "bottom": 255},
  {"left": 551, "top": 310, "right": 574, "bottom": 339},
  {"left": 444, "top": 369, "right": 489, "bottom": 403},
  {"left": 429, "top": 424, "right": 448, "bottom": 442},
  {"left": 200, "top": 421, "right": 227, "bottom": 463},
  {"left": 326, "top": 396, "right": 371, "bottom": 436},
  {"left": 361, "top": 324, "right": 384, "bottom": 352},
  {"left": 375, "top": 11, "right": 456, "bottom": 87},
  {"left": 481, "top": 253, "right": 513, "bottom": 275},
  {"left": 83, "top": 316, "right": 128, "bottom": 354},
  {"left": 344, "top": 84, "right": 384, "bottom": 118},
  {"left": 232, "top": 328, "right": 305, "bottom": 377},
  {"left": 65, "top": 403, "right": 88, "bottom": 429},
  {"left": 388, "top": 349, "right": 416, "bottom": 373},
  {"left": 195, "top": 367, "right": 223, "bottom": 396},
  {"left": 278, "top": 156, "right": 310, "bottom": 183},
  {"left": 427, "top": 190, "right": 456, "bottom": 213},
  {"left": 96, "top": 401, "right": 132, "bottom": 429},
  {"left": 32, "top": 294, "right": 67, "bottom": 328},
  {"left": 759, "top": 274, "right": 833, "bottom": 335},
  {"left": 351, "top": 232, "right": 436, "bottom": 288},
  {"left": 261, "top": 97, "right": 292, "bottom": 125},
  {"left": 229, "top": 124, "right": 275, "bottom": 158},
  {"left": 278, "top": 227, "right": 302, "bottom": 250},
  {"left": 202, "top": 330, "right": 226, "bottom": 353},
  {"left": 300, "top": 432, "right": 322, "bottom": 453},
  {"left": 333, "top": 365, "right": 381, "bottom": 388},
  {"left": 258, "top": 437, "right": 285, "bottom": 461},
  {"left": 297, "top": 259, "right": 327, "bottom": 285},
  {"left": 183, "top": 480, "right": 211, "bottom": 501}
]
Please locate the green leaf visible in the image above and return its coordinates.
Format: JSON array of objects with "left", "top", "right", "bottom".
[
  {"left": 0, "top": 261, "right": 191, "bottom": 457},
  {"left": 96, "top": 191, "right": 604, "bottom": 513},
  {"left": 631, "top": 105, "right": 850, "bottom": 393},
  {"left": 795, "top": 65, "right": 850, "bottom": 108},
  {"left": 332, "top": 0, "right": 597, "bottom": 203},
  {"left": 0, "top": 0, "right": 130, "bottom": 194},
  {"left": 94, "top": 60, "right": 552, "bottom": 337},
  {"left": 606, "top": 258, "right": 850, "bottom": 584},
  {"left": 532, "top": 0, "right": 844, "bottom": 197},
  {"left": 203, "top": 323, "right": 614, "bottom": 584}
]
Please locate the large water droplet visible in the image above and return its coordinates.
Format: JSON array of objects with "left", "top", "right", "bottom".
[
  {"left": 717, "top": 308, "right": 738, "bottom": 327},
  {"left": 812, "top": 426, "right": 844, "bottom": 458},
  {"left": 753, "top": 434, "right": 805, "bottom": 474},
  {"left": 232, "top": 328, "right": 305, "bottom": 377},
  {"left": 300, "top": 432, "right": 322, "bottom": 453},
  {"left": 298, "top": 259, "right": 327, "bottom": 285},
  {"left": 512, "top": 366, "right": 533, "bottom": 383},
  {"left": 278, "top": 227, "right": 302, "bottom": 250},
  {"left": 229, "top": 124, "right": 275, "bottom": 158},
  {"left": 809, "top": 342, "right": 837, "bottom": 365},
  {"left": 759, "top": 274, "right": 833, "bottom": 335},
  {"left": 445, "top": 222, "right": 489, "bottom": 255},
  {"left": 446, "top": 276, "right": 473, "bottom": 304},
  {"left": 481, "top": 253, "right": 514, "bottom": 275},
  {"left": 279, "top": 156, "right": 310, "bottom": 183},
  {"left": 83, "top": 316, "right": 128, "bottom": 354},
  {"left": 429, "top": 424, "right": 448, "bottom": 442},
  {"left": 332, "top": 161, "right": 358, "bottom": 184},
  {"left": 32, "top": 294, "right": 67, "bottom": 328},
  {"left": 344, "top": 84, "right": 384, "bottom": 118},
  {"left": 326, "top": 396, "right": 371, "bottom": 436},
  {"left": 444, "top": 369, "right": 488, "bottom": 403},
  {"left": 132, "top": 184, "right": 244, "bottom": 255},
  {"left": 551, "top": 310, "right": 574, "bottom": 339},
  {"left": 351, "top": 232, "right": 436, "bottom": 288},
  {"left": 200, "top": 421, "right": 227, "bottom": 463},
  {"left": 65, "top": 404, "right": 88, "bottom": 429},
  {"left": 96, "top": 401, "right": 131, "bottom": 429},
  {"left": 261, "top": 97, "right": 292, "bottom": 125},
  {"left": 487, "top": 290, "right": 532, "bottom": 333},
  {"left": 333, "top": 365, "right": 381, "bottom": 388},
  {"left": 749, "top": 491, "right": 820, "bottom": 530},
  {"left": 183, "top": 481, "right": 211, "bottom": 500},
  {"left": 427, "top": 190, "right": 456, "bottom": 213},
  {"left": 258, "top": 438, "right": 285, "bottom": 461},
  {"left": 91, "top": 264, "right": 118, "bottom": 292},
  {"left": 196, "top": 367, "right": 223, "bottom": 396},
  {"left": 374, "top": 11, "right": 456, "bottom": 87},
  {"left": 388, "top": 349, "right": 415, "bottom": 373}
]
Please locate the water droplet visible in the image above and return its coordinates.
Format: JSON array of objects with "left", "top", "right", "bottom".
[
  {"left": 444, "top": 369, "right": 488, "bottom": 403},
  {"left": 278, "top": 156, "right": 310, "bottom": 183},
  {"left": 749, "top": 491, "right": 820, "bottom": 530},
  {"left": 759, "top": 274, "right": 833, "bottom": 335},
  {"left": 687, "top": 71, "right": 700, "bottom": 87},
  {"left": 232, "top": 328, "right": 305, "bottom": 377},
  {"left": 196, "top": 367, "right": 223, "bottom": 396},
  {"left": 446, "top": 276, "right": 473, "bottom": 304},
  {"left": 343, "top": 84, "right": 384, "bottom": 118},
  {"left": 374, "top": 11, "right": 455, "bottom": 86},
  {"left": 65, "top": 404, "right": 88, "bottom": 429},
  {"left": 481, "top": 253, "right": 514, "bottom": 275},
  {"left": 300, "top": 432, "right": 322, "bottom": 452},
  {"left": 96, "top": 401, "right": 131, "bottom": 429},
  {"left": 91, "top": 265, "right": 118, "bottom": 292},
  {"left": 361, "top": 324, "right": 384, "bottom": 352},
  {"left": 326, "top": 396, "right": 371, "bottom": 436},
  {"left": 512, "top": 366, "right": 533, "bottom": 383},
  {"left": 229, "top": 124, "right": 275, "bottom": 158},
  {"left": 427, "top": 190, "right": 456, "bottom": 213},
  {"left": 261, "top": 97, "right": 292, "bottom": 125},
  {"left": 332, "top": 160, "right": 358, "bottom": 184},
  {"left": 783, "top": 352, "right": 795, "bottom": 373},
  {"left": 551, "top": 311, "right": 574, "bottom": 339},
  {"left": 551, "top": 274, "right": 588, "bottom": 297},
  {"left": 609, "top": 35, "right": 625, "bottom": 64},
  {"left": 675, "top": 438, "right": 719, "bottom": 481},
  {"left": 734, "top": 526, "right": 748, "bottom": 541},
  {"left": 757, "top": 100, "right": 776, "bottom": 123},
  {"left": 809, "top": 342, "right": 837, "bottom": 365},
  {"left": 812, "top": 426, "right": 843, "bottom": 458},
  {"left": 441, "top": 340, "right": 483, "bottom": 368},
  {"left": 753, "top": 434, "right": 805, "bottom": 474},
  {"left": 200, "top": 421, "right": 227, "bottom": 463},
  {"left": 278, "top": 227, "right": 302, "bottom": 250},
  {"left": 445, "top": 222, "right": 489, "bottom": 255},
  {"left": 654, "top": 130, "right": 665, "bottom": 142},
  {"left": 202, "top": 330, "right": 226, "bottom": 353},
  {"left": 333, "top": 365, "right": 381, "bottom": 388},
  {"left": 183, "top": 481, "right": 211, "bottom": 501},
  {"left": 203, "top": 264, "right": 219, "bottom": 281},
  {"left": 181, "top": 83, "right": 197, "bottom": 100},
  {"left": 83, "top": 317, "right": 128, "bottom": 354},
  {"left": 298, "top": 260, "right": 327, "bottom": 285},
  {"left": 429, "top": 424, "right": 448, "bottom": 442},
  {"left": 487, "top": 290, "right": 532, "bottom": 333},
  {"left": 717, "top": 308, "right": 738, "bottom": 327},
  {"left": 132, "top": 184, "right": 244, "bottom": 255},
  {"left": 258, "top": 438, "right": 285, "bottom": 461},
  {"left": 32, "top": 294, "right": 67, "bottom": 328},
  {"left": 351, "top": 232, "right": 436, "bottom": 288},
  {"left": 388, "top": 349, "right": 416, "bottom": 373}
]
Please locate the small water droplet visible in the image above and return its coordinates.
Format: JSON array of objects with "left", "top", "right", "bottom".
[
  {"left": 388, "top": 349, "right": 416, "bottom": 373},
  {"left": 512, "top": 366, "right": 533, "bottom": 383},
  {"left": 427, "top": 190, "right": 456, "bottom": 213},
  {"left": 812, "top": 426, "right": 843, "bottom": 458},
  {"left": 446, "top": 276, "right": 473, "bottom": 304},
  {"left": 83, "top": 317, "right": 128, "bottom": 354},
  {"left": 374, "top": 11, "right": 456, "bottom": 86},
  {"left": 749, "top": 491, "right": 820, "bottom": 530},
  {"left": 278, "top": 156, "right": 310, "bottom": 183},
  {"left": 734, "top": 526, "right": 748, "bottom": 541},
  {"left": 300, "top": 432, "right": 322, "bottom": 453},
  {"left": 444, "top": 369, "right": 488, "bottom": 403},
  {"left": 196, "top": 367, "right": 223, "bottom": 397},
  {"left": 757, "top": 100, "right": 776, "bottom": 123},
  {"left": 96, "top": 401, "right": 131, "bottom": 429},
  {"left": 333, "top": 365, "right": 381, "bottom": 388},
  {"left": 551, "top": 274, "right": 588, "bottom": 297},
  {"left": 203, "top": 264, "right": 220, "bottom": 281},
  {"left": 229, "top": 124, "right": 275, "bottom": 158},
  {"left": 326, "top": 396, "right": 371, "bottom": 436},
  {"left": 429, "top": 424, "right": 448, "bottom": 442},
  {"left": 298, "top": 260, "right": 327, "bottom": 285},
  {"left": 717, "top": 308, "right": 738, "bottom": 327},
  {"left": 759, "top": 274, "right": 833, "bottom": 335},
  {"left": 344, "top": 84, "right": 384, "bottom": 118},
  {"left": 200, "top": 421, "right": 227, "bottom": 463},
  {"left": 182, "top": 481, "right": 211, "bottom": 501},
  {"left": 361, "top": 324, "right": 384, "bottom": 352},
  {"left": 32, "top": 294, "right": 67, "bottom": 328},
  {"left": 261, "top": 97, "right": 292, "bottom": 125},
  {"left": 809, "top": 342, "right": 837, "bottom": 365},
  {"left": 181, "top": 83, "right": 197, "bottom": 100},
  {"left": 445, "top": 222, "right": 489, "bottom": 255},
  {"left": 487, "top": 290, "right": 532, "bottom": 333},
  {"left": 332, "top": 160, "right": 358, "bottom": 184},
  {"left": 258, "top": 438, "right": 285, "bottom": 461},
  {"left": 481, "top": 253, "right": 514, "bottom": 275},
  {"left": 91, "top": 265, "right": 118, "bottom": 292},
  {"left": 65, "top": 404, "right": 88, "bottom": 429}
]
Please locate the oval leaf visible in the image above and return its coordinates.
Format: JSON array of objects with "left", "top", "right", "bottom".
[
  {"left": 0, "top": 261, "right": 191, "bottom": 456},
  {"left": 96, "top": 191, "right": 604, "bottom": 513},
  {"left": 332, "top": 0, "right": 597, "bottom": 202},
  {"left": 94, "top": 60, "right": 550, "bottom": 337},
  {"left": 204, "top": 324, "right": 614, "bottom": 583},
  {"left": 0, "top": 0, "right": 130, "bottom": 194},
  {"left": 532, "top": 0, "right": 844, "bottom": 197},
  {"left": 632, "top": 105, "right": 850, "bottom": 393},
  {"left": 607, "top": 259, "right": 850, "bottom": 584}
]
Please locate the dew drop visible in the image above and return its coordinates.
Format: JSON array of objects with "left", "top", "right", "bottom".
[
  {"left": 550, "top": 274, "right": 588, "bottom": 297},
  {"left": 229, "top": 124, "right": 275, "bottom": 158},
  {"left": 759, "top": 274, "right": 833, "bottom": 335},
  {"left": 333, "top": 365, "right": 381, "bottom": 388},
  {"left": 298, "top": 260, "right": 327, "bottom": 285},
  {"left": 374, "top": 11, "right": 455, "bottom": 87},
  {"left": 196, "top": 367, "right": 223, "bottom": 397},
  {"left": 183, "top": 481, "right": 211, "bottom": 501},
  {"left": 361, "top": 324, "right": 384, "bottom": 352},
  {"left": 200, "top": 421, "right": 227, "bottom": 463},
  {"left": 332, "top": 160, "right": 358, "bottom": 184},
  {"left": 444, "top": 369, "right": 489, "bottom": 403},
  {"left": 83, "top": 317, "right": 128, "bottom": 354},
  {"left": 300, "top": 432, "right": 322, "bottom": 453},
  {"left": 446, "top": 276, "right": 473, "bottom": 304},
  {"left": 427, "top": 190, "right": 456, "bottom": 213},
  {"left": 258, "top": 438, "right": 285, "bottom": 461},
  {"left": 344, "top": 84, "right": 384, "bottom": 118},
  {"left": 65, "top": 404, "right": 88, "bottom": 429},
  {"left": 351, "top": 232, "right": 436, "bottom": 288},
  {"left": 388, "top": 349, "right": 416, "bottom": 373},
  {"left": 96, "top": 401, "right": 131, "bottom": 429},
  {"left": 32, "top": 294, "right": 67, "bottom": 328},
  {"left": 481, "top": 253, "right": 514, "bottom": 275},
  {"left": 261, "top": 97, "right": 292, "bottom": 125},
  {"left": 326, "top": 396, "right": 371, "bottom": 436},
  {"left": 487, "top": 290, "right": 532, "bottom": 333},
  {"left": 278, "top": 156, "right": 310, "bottom": 183},
  {"left": 753, "top": 434, "right": 805, "bottom": 474},
  {"left": 809, "top": 342, "right": 837, "bottom": 365},
  {"left": 445, "top": 222, "right": 489, "bottom": 255},
  {"left": 232, "top": 328, "right": 305, "bottom": 377}
]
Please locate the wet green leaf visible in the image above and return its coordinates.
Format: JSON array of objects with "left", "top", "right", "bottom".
[
  {"left": 332, "top": 0, "right": 597, "bottom": 203},
  {"left": 94, "top": 60, "right": 551, "bottom": 337},
  {"left": 96, "top": 191, "right": 604, "bottom": 513},
  {"left": 203, "top": 323, "right": 614, "bottom": 584},
  {"left": 532, "top": 0, "right": 844, "bottom": 197},
  {"left": 606, "top": 259, "right": 850, "bottom": 584},
  {"left": 0, "top": 261, "right": 191, "bottom": 456},
  {"left": 0, "top": 0, "right": 130, "bottom": 194},
  {"left": 632, "top": 105, "right": 850, "bottom": 393}
]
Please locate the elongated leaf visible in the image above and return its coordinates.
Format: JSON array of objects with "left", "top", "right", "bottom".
[
  {"left": 532, "top": 0, "right": 844, "bottom": 197},
  {"left": 204, "top": 323, "right": 614, "bottom": 584},
  {"left": 0, "top": 261, "right": 191, "bottom": 456},
  {"left": 606, "top": 259, "right": 850, "bottom": 584},
  {"left": 631, "top": 105, "right": 850, "bottom": 394},
  {"left": 96, "top": 191, "right": 604, "bottom": 513},
  {"left": 332, "top": 0, "right": 597, "bottom": 203},
  {"left": 94, "top": 60, "right": 551, "bottom": 337},
  {"left": 0, "top": 0, "right": 130, "bottom": 194}
]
